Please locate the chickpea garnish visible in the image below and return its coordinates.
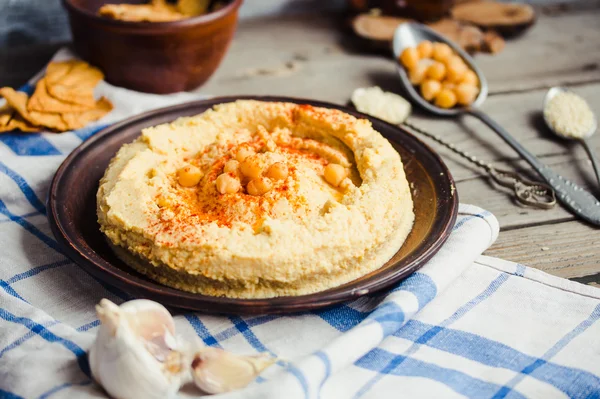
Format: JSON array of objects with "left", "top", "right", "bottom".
[
  {"left": 247, "top": 177, "right": 273, "bottom": 196},
  {"left": 420, "top": 80, "right": 442, "bottom": 102},
  {"left": 426, "top": 62, "right": 446, "bottom": 81},
  {"left": 223, "top": 159, "right": 240, "bottom": 174},
  {"left": 177, "top": 165, "right": 202, "bottom": 187},
  {"left": 399, "top": 47, "right": 419, "bottom": 70},
  {"left": 324, "top": 163, "right": 347, "bottom": 187},
  {"left": 240, "top": 156, "right": 262, "bottom": 179},
  {"left": 265, "top": 162, "right": 288, "bottom": 180},
  {"left": 434, "top": 89, "right": 458, "bottom": 109},
  {"left": 417, "top": 40, "right": 433, "bottom": 59},
  {"left": 216, "top": 173, "right": 241, "bottom": 194},
  {"left": 236, "top": 147, "right": 254, "bottom": 162}
]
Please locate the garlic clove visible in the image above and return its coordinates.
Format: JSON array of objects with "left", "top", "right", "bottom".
[
  {"left": 191, "top": 347, "right": 276, "bottom": 394},
  {"left": 119, "top": 299, "right": 176, "bottom": 340},
  {"left": 89, "top": 299, "right": 189, "bottom": 399}
]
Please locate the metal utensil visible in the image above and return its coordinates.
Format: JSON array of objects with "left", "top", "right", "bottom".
[
  {"left": 393, "top": 22, "right": 600, "bottom": 225},
  {"left": 543, "top": 86, "right": 600, "bottom": 190}
]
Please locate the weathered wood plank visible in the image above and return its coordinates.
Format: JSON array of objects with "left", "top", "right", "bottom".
[
  {"left": 485, "top": 220, "right": 600, "bottom": 280},
  {"left": 202, "top": 9, "right": 600, "bottom": 99}
]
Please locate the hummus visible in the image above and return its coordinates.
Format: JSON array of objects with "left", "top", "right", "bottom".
[{"left": 97, "top": 100, "right": 414, "bottom": 298}]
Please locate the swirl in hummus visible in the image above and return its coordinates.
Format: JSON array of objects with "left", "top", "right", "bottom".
[{"left": 97, "top": 100, "right": 415, "bottom": 298}]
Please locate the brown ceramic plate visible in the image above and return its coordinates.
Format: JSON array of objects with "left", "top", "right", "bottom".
[{"left": 48, "top": 96, "right": 458, "bottom": 315}]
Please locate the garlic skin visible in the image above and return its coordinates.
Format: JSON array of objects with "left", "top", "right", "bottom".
[
  {"left": 191, "top": 347, "right": 276, "bottom": 394},
  {"left": 89, "top": 299, "right": 190, "bottom": 399}
]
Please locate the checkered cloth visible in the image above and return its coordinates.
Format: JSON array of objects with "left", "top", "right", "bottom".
[{"left": 1, "top": 50, "right": 600, "bottom": 399}]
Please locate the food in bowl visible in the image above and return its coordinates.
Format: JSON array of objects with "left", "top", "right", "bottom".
[
  {"left": 399, "top": 40, "right": 480, "bottom": 109},
  {"left": 97, "top": 100, "right": 415, "bottom": 298},
  {"left": 64, "top": 0, "right": 242, "bottom": 93},
  {"left": 98, "top": 0, "right": 224, "bottom": 22}
]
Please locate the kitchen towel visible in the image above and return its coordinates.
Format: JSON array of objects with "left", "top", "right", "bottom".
[{"left": 1, "top": 50, "right": 599, "bottom": 399}]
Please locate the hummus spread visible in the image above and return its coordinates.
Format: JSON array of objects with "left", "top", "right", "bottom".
[{"left": 97, "top": 100, "right": 414, "bottom": 298}]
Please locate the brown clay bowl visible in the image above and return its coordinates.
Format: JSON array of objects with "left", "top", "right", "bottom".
[
  {"left": 48, "top": 96, "right": 458, "bottom": 315},
  {"left": 63, "top": 0, "right": 242, "bottom": 94}
]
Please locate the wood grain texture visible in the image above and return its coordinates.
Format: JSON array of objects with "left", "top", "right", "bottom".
[{"left": 485, "top": 220, "right": 600, "bottom": 279}]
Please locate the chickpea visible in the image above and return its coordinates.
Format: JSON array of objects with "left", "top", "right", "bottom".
[
  {"left": 420, "top": 79, "right": 442, "bottom": 102},
  {"left": 408, "top": 61, "right": 429, "bottom": 85},
  {"left": 177, "top": 165, "right": 202, "bottom": 187},
  {"left": 441, "top": 80, "right": 456, "bottom": 91},
  {"left": 223, "top": 159, "right": 240, "bottom": 174},
  {"left": 264, "top": 140, "right": 277, "bottom": 152},
  {"left": 265, "top": 162, "right": 288, "bottom": 180},
  {"left": 445, "top": 57, "right": 467, "bottom": 83},
  {"left": 434, "top": 89, "right": 457, "bottom": 109},
  {"left": 432, "top": 42, "right": 452, "bottom": 62},
  {"left": 455, "top": 83, "right": 479, "bottom": 106},
  {"left": 240, "top": 156, "right": 262, "bottom": 179},
  {"left": 461, "top": 69, "right": 479, "bottom": 86},
  {"left": 417, "top": 40, "right": 433, "bottom": 59},
  {"left": 236, "top": 147, "right": 254, "bottom": 162},
  {"left": 399, "top": 47, "right": 419, "bottom": 70},
  {"left": 426, "top": 62, "right": 446, "bottom": 81},
  {"left": 324, "top": 163, "right": 347, "bottom": 187},
  {"left": 215, "top": 173, "right": 241, "bottom": 194},
  {"left": 339, "top": 177, "right": 355, "bottom": 191},
  {"left": 247, "top": 177, "right": 273, "bottom": 196}
]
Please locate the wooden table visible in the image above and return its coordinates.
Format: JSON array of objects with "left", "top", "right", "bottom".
[{"left": 2, "top": 3, "right": 600, "bottom": 284}]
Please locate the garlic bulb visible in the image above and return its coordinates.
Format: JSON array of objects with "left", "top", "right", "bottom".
[
  {"left": 89, "top": 299, "right": 190, "bottom": 399},
  {"left": 191, "top": 346, "right": 276, "bottom": 394}
]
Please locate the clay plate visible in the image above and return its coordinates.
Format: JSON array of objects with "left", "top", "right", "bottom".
[{"left": 48, "top": 96, "right": 458, "bottom": 315}]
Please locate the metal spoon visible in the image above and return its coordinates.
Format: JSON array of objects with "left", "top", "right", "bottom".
[
  {"left": 392, "top": 22, "right": 600, "bottom": 226},
  {"left": 543, "top": 86, "right": 600, "bottom": 190}
]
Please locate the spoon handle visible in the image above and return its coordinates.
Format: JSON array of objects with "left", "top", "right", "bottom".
[
  {"left": 466, "top": 108, "right": 600, "bottom": 226},
  {"left": 582, "top": 139, "right": 600, "bottom": 192}
]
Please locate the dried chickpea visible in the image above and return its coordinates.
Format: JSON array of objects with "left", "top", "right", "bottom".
[
  {"left": 426, "top": 62, "right": 446, "bottom": 81},
  {"left": 420, "top": 79, "right": 442, "bottom": 101},
  {"left": 408, "top": 61, "right": 429, "bottom": 85},
  {"left": 324, "top": 164, "right": 347, "bottom": 187},
  {"left": 236, "top": 147, "right": 254, "bottom": 162},
  {"left": 461, "top": 69, "right": 479, "bottom": 86},
  {"left": 432, "top": 42, "right": 452, "bottom": 62},
  {"left": 240, "top": 156, "right": 262, "bottom": 179},
  {"left": 434, "top": 89, "right": 457, "bottom": 109},
  {"left": 399, "top": 47, "right": 419, "bottom": 70},
  {"left": 445, "top": 57, "right": 467, "bottom": 82},
  {"left": 455, "top": 83, "right": 479, "bottom": 106},
  {"left": 417, "top": 40, "right": 433, "bottom": 59},
  {"left": 216, "top": 173, "right": 241, "bottom": 194},
  {"left": 177, "top": 165, "right": 202, "bottom": 187},
  {"left": 441, "top": 80, "right": 456, "bottom": 91},
  {"left": 223, "top": 159, "right": 240, "bottom": 174},
  {"left": 247, "top": 177, "right": 273, "bottom": 196},
  {"left": 265, "top": 162, "right": 288, "bottom": 180}
]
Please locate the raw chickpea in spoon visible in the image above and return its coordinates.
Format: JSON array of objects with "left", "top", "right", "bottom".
[{"left": 399, "top": 40, "right": 479, "bottom": 109}]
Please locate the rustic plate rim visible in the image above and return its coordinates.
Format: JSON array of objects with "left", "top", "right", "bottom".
[{"left": 47, "top": 95, "right": 458, "bottom": 314}]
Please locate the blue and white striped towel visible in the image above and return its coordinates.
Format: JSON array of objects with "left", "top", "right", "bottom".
[{"left": 1, "top": 50, "right": 600, "bottom": 399}]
